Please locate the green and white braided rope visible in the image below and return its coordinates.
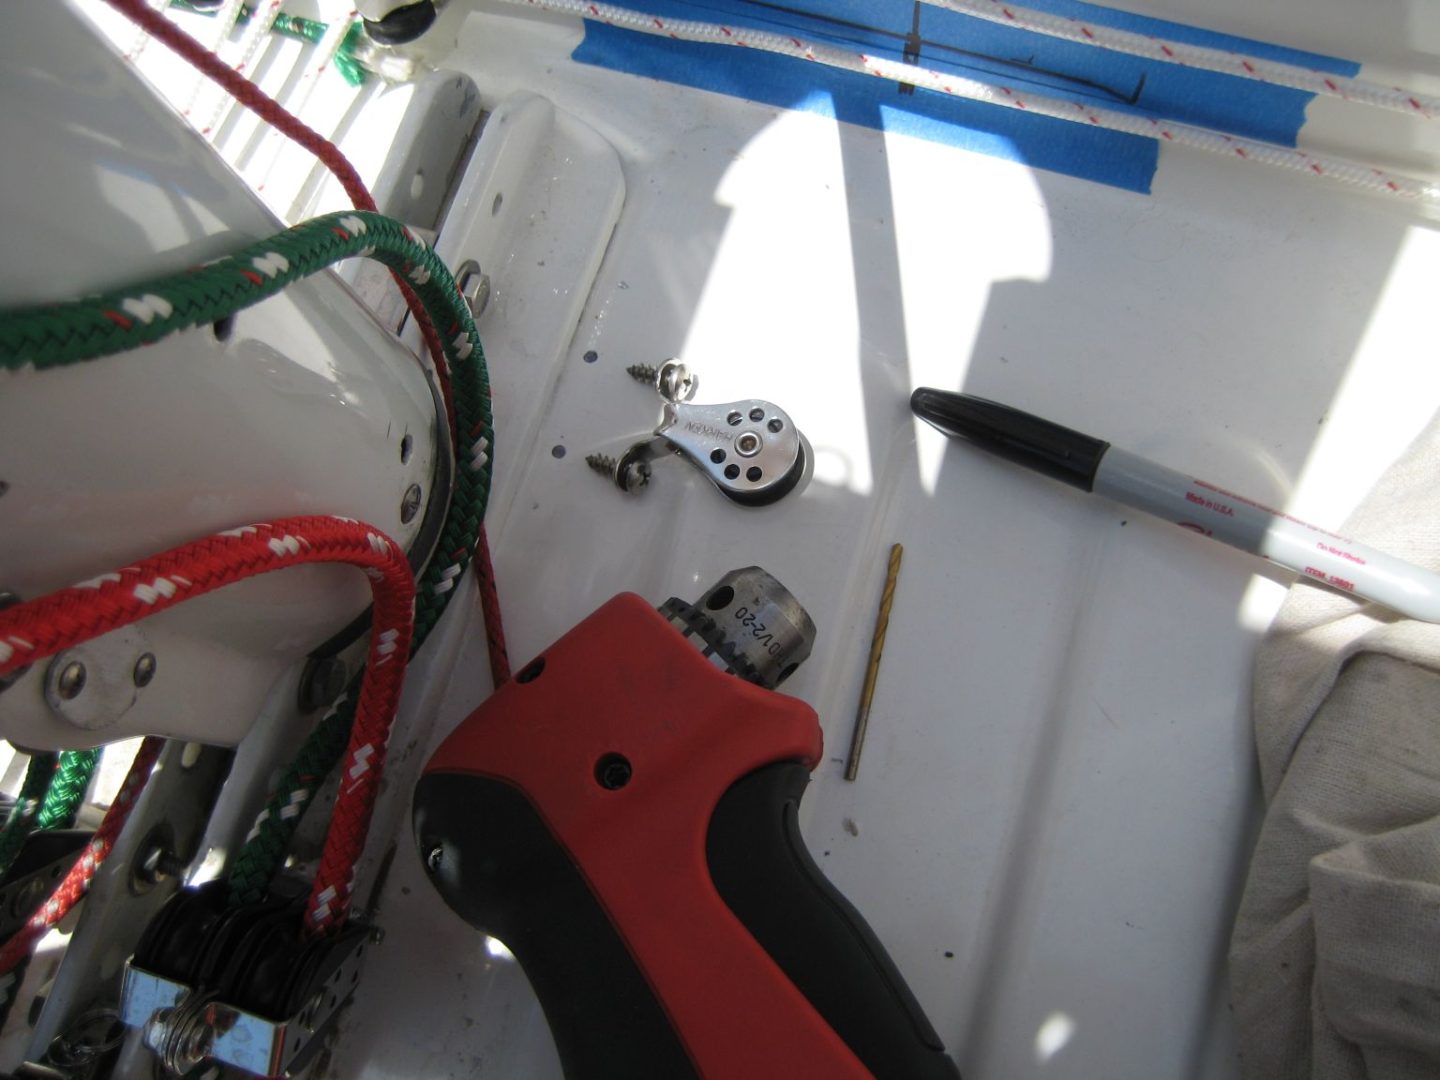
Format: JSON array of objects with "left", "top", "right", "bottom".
[
  {"left": 0, "top": 747, "right": 98, "bottom": 1027},
  {"left": 36, "top": 750, "right": 99, "bottom": 833},
  {"left": 0, "top": 754, "right": 59, "bottom": 878},
  {"left": 0, "top": 749, "right": 99, "bottom": 883},
  {"left": 0, "top": 209, "right": 493, "bottom": 908}
]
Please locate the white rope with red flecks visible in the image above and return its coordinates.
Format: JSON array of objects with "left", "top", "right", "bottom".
[
  {"left": 497, "top": 0, "right": 1440, "bottom": 204},
  {"left": 919, "top": 0, "right": 1440, "bottom": 119},
  {"left": 180, "top": 0, "right": 247, "bottom": 124},
  {"left": 0, "top": 515, "right": 415, "bottom": 972},
  {"left": 198, "top": 0, "right": 284, "bottom": 138}
]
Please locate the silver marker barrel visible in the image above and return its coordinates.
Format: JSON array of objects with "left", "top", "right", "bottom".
[{"left": 912, "top": 387, "right": 1440, "bottom": 623}]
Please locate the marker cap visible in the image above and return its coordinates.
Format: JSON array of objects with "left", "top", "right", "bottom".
[{"left": 910, "top": 388, "right": 1110, "bottom": 492}]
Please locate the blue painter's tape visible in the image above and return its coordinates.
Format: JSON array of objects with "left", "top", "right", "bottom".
[{"left": 570, "top": 0, "right": 1360, "bottom": 192}]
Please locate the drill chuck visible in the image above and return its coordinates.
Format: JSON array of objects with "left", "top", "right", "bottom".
[{"left": 658, "top": 567, "right": 816, "bottom": 690}]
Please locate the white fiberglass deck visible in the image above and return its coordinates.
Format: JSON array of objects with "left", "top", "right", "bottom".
[{"left": 81, "top": 0, "right": 1440, "bottom": 1076}]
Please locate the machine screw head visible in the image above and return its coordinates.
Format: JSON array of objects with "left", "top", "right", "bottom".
[
  {"left": 56, "top": 661, "right": 87, "bottom": 701},
  {"left": 595, "top": 754, "right": 633, "bottom": 790},
  {"left": 425, "top": 845, "right": 445, "bottom": 873},
  {"left": 133, "top": 653, "right": 157, "bottom": 688},
  {"left": 400, "top": 483, "right": 423, "bottom": 525}
]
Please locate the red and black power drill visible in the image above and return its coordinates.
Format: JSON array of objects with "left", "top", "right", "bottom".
[{"left": 414, "top": 567, "right": 961, "bottom": 1079}]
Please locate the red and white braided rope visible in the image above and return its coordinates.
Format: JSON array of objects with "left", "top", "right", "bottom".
[
  {"left": 107, "top": 0, "right": 511, "bottom": 691},
  {"left": 0, "top": 515, "right": 416, "bottom": 947},
  {"left": 498, "top": 0, "right": 1440, "bottom": 204},
  {"left": 920, "top": 0, "right": 1440, "bottom": 119},
  {"left": 0, "top": 736, "right": 163, "bottom": 991}
]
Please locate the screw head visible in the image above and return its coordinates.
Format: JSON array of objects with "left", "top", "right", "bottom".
[
  {"left": 425, "top": 845, "right": 445, "bottom": 873},
  {"left": 655, "top": 359, "right": 697, "bottom": 403},
  {"left": 595, "top": 753, "right": 633, "bottom": 790},
  {"left": 133, "top": 653, "right": 157, "bottom": 688},
  {"left": 56, "top": 661, "right": 86, "bottom": 700},
  {"left": 400, "top": 483, "right": 423, "bottom": 525},
  {"left": 620, "top": 460, "right": 651, "bottom": 491}
]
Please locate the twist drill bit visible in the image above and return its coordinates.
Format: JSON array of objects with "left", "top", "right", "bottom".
[{"left": 844, "top": 543, "right": 904, "bottom": 781}]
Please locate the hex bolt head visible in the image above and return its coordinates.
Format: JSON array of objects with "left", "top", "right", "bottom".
[
  {"left": 133, "top": 653, "right": 157, "bottom": 688},
  {"left": 456, "top": 259, "right": 490, "bottom": 318}
]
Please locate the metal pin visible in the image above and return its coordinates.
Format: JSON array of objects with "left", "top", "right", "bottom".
[{"left": 844, "top": 543, "right": 903, "bottom": 782}]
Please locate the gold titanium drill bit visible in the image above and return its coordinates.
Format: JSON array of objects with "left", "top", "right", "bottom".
[{"left": 844, "top": 543, "right": 903, "bottom": 782}]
